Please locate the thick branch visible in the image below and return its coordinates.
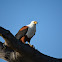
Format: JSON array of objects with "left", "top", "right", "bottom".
[{"left": 0, "top": 26, "right": 62, "bottom": 62}]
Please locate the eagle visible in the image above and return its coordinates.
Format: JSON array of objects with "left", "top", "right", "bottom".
[{"left": 15, "top": 21, "right": 37, "bottom": 46}]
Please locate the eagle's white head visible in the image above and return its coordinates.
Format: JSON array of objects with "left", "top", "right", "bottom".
[
  {"left": 27, "top": 21, "right": 37, "bottom": 27},
  {"left": 30, "top": 21, "right": 37, "bottom": 25}
]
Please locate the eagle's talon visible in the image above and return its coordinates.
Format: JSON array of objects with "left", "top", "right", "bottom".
[
  {"left": 30, "top": 45, "right": 35, "bottom": 48},
  {"left": 30, "top": 45, "right": 33, "bottom": 47}
]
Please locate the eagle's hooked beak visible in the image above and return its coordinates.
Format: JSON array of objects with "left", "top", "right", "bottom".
[{"left": 34, "top": 21, "right": 38, "bottom": 24}]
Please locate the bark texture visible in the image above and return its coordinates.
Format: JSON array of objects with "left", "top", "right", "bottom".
[{"left": 0, "top": 26, "right": 62, "bottom": 62}]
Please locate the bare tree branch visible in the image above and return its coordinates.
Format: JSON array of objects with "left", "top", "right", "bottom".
[{"left": 0, "top": 26, "right": 62, "bottom": 62}]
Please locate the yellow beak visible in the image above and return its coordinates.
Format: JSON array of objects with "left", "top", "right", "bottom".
[{"left": 34, "top": 21, "right": 38, "bottom": 24}]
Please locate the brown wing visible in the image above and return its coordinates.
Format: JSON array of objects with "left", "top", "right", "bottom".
[{"left": 15, "top": 26, "right": 28, "bottom": 40}]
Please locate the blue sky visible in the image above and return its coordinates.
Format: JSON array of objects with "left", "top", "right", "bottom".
[{"left": 0, "top": 0, "right": 62, "bottom": 62}]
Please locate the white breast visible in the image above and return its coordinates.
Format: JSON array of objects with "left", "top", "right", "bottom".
[{"left": 26, "top": 25, "right": 36, "bottom": 38}]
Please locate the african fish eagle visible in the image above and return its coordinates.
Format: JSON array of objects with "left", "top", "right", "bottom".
[{"left": 15, "top": 21, "right": 37, "bottom": 46}]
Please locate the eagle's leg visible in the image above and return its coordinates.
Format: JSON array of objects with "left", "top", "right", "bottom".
[
  {"left": 28, "top": 42, "right": 30, "bottom": 45},
  {"left": 28, "top": 42, "right": 33, "bottom": 47}
]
